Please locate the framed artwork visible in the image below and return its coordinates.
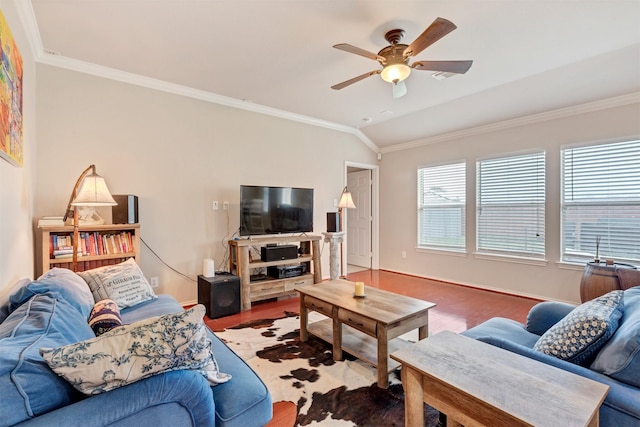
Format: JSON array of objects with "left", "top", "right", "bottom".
[{"left": 0, "top": 8, "right": 23, "bottom": 167}]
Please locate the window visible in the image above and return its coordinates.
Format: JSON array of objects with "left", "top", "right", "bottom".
[
  {"left": 417, "top": 162, "right": 466, "bottom": 251},
  {"left": 477, "top": 152, "right": 545, "bottom": 258},
  {"left": 561, "top": 140, "right": 640, "bottom": 264}
]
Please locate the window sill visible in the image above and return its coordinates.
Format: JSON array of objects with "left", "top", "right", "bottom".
[
  {"left": 556, "top": 261, "right": 590, "bottom": 271},
  {"left": 473, "top": 252, "right": 548, "bottom": 267},
  {"left": 416, "top": 247, "right": 468, "bottom": 257}
]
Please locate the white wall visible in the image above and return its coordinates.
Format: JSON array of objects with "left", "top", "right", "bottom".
[
  {"left": 34, "top": 65, "right": 377, "bottom": 304},
  {"left": 0, "top": 2, "right": 37, "bottom": 292},
  {"left": 379, "top": 101, "right": 640, "bottom": 303}
]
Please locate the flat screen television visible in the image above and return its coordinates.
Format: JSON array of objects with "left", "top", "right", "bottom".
[{"left": 240, "top": 185, "right": 314, "bottom": 236}]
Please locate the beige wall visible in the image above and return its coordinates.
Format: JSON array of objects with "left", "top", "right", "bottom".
[
  {"left": 34, "top": 65, "right": 377, "bottom": 304},
  {"left": 379, "top": 101, "right": 640, "bottom": 303},
  {"left": 0, "top": 2, "right": 37, "bottom": 292}
]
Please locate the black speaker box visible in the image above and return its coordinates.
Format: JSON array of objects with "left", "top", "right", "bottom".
[
  {"left": 112, "top": 195, "right": 139, "bottom": 224},
  {"left": 197, "top": 273, "right": 241, "bottom": 319},
  {"left": 260, "top": 245, "right": 298, "bottom": 261},
  {"left": 327, "top": 212, "right": 340, "bottom": 232}
]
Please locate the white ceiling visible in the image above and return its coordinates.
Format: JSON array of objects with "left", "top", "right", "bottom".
[{"left": 21, "top": 1, "right": 640, "bottom": 151}]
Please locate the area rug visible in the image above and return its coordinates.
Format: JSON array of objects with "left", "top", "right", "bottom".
[{"left": 215, "top": 311, "right": 440, "bottom": 426}]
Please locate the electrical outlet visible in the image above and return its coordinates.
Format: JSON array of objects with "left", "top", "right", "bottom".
[
  {"left": 401, "top": 251, "right": 407, "bottom": 259},
  {"left": 223, "top": 201, "right": 229, "bottom": 210},
  {"left": 212, "top": 201, "right": 219, "bottom": 210},
  {"left": 150, "top": 277, "right": 159, "bottom": 288}
]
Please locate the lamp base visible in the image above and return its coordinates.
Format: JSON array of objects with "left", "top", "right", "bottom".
[{"left": 77, "top": 207, "right": 105, "bottom": 225}]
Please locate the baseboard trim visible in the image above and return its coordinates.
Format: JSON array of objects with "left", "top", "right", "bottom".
[{"left": 378, "top": 268, "right": 553, "bottom": 303}]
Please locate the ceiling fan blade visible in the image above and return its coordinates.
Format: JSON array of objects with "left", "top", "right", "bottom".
[
  {"left": 392, "top": 80, "right": 407, "bottom": 99},
  {"left": 333, "top": 43, "right": 385, "bottom": 62},
  {"left": 412, "top": 60, "right": 473, "bottom": 74},
  {"left": 331, "top": 70, "right": 381, "bottom": 90},
  {"left": 403, "top": 17, "right": 457, "bottom": 58}
]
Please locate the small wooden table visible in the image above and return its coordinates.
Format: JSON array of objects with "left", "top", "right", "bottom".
[
  {"left": 391, "top": 331, "right": 610, "bottom": 427},
  {"left": 296, "top": 279, "right": 436, "bottom": 388}
]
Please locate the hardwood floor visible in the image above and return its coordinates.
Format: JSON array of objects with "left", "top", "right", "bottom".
[
  {"left": 205, "top": 270, "right": 541, "bottom": 427},
  {"left": 205, "top": 270, "right": 540, "bottom": 334}
]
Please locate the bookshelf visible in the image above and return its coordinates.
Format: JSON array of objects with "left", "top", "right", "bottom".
[{"left": 38, "top": 224, "right": 140, "bottom": 275}]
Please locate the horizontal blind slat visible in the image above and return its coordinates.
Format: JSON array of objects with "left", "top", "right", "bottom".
[
  {"left": 418, "top": 162, "right": 466, "bottom": 250},
  {"left": 561, "top": 140, "right": 640, "bottom": 263},
  {"left": 477, "top": 152, "right": 545, "bottom": 258}
]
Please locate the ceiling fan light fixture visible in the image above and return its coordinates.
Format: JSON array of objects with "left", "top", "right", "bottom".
[{"left": 380, "top": 63, "right": 411, "bottom": 84}]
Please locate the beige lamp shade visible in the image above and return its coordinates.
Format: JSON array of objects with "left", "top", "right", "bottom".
[
  {"left": 338, "top": 187, "right": 356, "bottom": 209},
  {"left": 71, "top": 172, "right": 117, "bottom": 206},
  {"left": 63, "top": 165, "right": 117, "bottom": 272}
]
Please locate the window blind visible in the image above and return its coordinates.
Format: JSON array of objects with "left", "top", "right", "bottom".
[
  {"left": 417, "top": 162, "right": 466, "bottom": 251},
  {"left": 561, "top": 139, "right": 640, "bottom": 264},
  {"left": 477, "top": 152, "right": 545, "bottom": 258}
]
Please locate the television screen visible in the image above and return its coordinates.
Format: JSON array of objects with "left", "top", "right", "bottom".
[{"left": 240, "top": 185, "right": 314, "bottom": 236}]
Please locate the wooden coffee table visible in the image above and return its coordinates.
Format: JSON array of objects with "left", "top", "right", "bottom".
[
  {"left": 391, "top": 331, "right": 610, "bottom": 427},
  {"left": 296, "top": 279, "right": 436, "bottom": 388}
]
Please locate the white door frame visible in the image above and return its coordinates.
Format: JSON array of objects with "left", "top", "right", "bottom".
[{"left": 344, "top": 160, "right": 379, "bottom": 271}]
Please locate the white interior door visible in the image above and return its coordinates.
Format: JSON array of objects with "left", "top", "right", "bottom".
[{"left": 347, "top": 170, "right": 372, "bottom": 268}]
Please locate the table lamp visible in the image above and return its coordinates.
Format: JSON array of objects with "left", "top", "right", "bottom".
[
  {"left": 63, "top": 165, "right": 117, "bottom": 271},
  {"left": 337, "top": 186, "right": 356, "bottom": 276}
]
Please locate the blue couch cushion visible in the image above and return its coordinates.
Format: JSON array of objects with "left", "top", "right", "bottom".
[
  {"left": 119, "top": 294, "right": 184, "bottom": 324},
  {"left": 0, "top": 278, "right": 31, "bottom": 323},
  {"left": 7, "top": 269, "right": 95, "bottom": 319},
  {"left": 0, "top": 293, "right": 95, "bottom": 426},
  {"left": 533, "top": 290, "right": 624, "bottom": 366},
  {"left": 591, "top": 286, "right": 640, "bottom": 387},
  {"left": 462, "top": 317, "right": 541, "bottom": 349},
  {"left": 208, "top": 330, "right": 272, "bottom": 427},
  {"left": 525, "top": 301, "right": 577, "bottom": 336}
]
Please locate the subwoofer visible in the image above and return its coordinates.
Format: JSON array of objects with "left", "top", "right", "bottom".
[{"left": 197, "top": 273, "right": 241, "bottom": 319}]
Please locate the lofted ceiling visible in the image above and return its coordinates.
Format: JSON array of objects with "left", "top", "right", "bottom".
[{"left": 20, "top": 1, "right": 640, "bottom": 151}]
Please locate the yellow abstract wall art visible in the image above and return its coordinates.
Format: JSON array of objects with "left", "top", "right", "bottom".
[{"left": 0, "top": 7, "right": 23, "bottom": 167}]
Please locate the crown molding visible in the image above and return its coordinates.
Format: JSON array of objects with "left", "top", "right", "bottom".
[
  {"left": 16, "top": 1, "right": 379, "bottom": 152},
  {"left": 15, "top": 0, "right": 44, "bottom": 57},
  {"left": 381, "top": 92, "right": 640, "bottom": 153},
  {"left": 37, "top": 52, "right": 380, "bottom": 150}
]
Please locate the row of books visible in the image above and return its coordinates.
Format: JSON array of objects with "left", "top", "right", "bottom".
[
  {"left": 51, "top": 258, "right": 131, "bottom": 271},
  {"left": 49, "top": 231, "right": 135, "bottom": 259}
]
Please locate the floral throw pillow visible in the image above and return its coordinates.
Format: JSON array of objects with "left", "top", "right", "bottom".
[
  {"left": 40, "top": 305, "right": 231, "bottom": 394},
  {"left": 533, "top": 290, "right": 624, "bottom": 366}
]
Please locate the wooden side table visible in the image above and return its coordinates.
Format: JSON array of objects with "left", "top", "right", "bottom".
[
  {"left": 579, "top": 261, "right": 638, "bottom": 302},
  {"left": 391, "top": 331, "right": 609, "bottom": 427}
]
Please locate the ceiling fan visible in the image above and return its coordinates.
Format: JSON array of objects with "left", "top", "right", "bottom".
[{"left": 331, "top": 17, "right": 473, "bottom": 98}]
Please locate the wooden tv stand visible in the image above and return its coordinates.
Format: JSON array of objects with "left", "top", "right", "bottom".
[{"left": 229, "top": 235, "right": 322, "bottom": 310}]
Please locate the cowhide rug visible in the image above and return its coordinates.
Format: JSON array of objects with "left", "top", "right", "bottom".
[{"left": 215, "top": 311, "right": 440, "bottom": 427}]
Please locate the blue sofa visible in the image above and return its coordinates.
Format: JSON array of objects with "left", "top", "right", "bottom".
[
  {"left": 463, "top": 286, "right": 640, "bottom": 427},
  {"left": 0, "top": 269, "right": 272, "bottom": 427}
]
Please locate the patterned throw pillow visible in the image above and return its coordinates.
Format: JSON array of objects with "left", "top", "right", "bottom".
[
  {"left": 40, "top": 305, "right": 231, "bottom": 394},
  {"left": 78, "top": 258, "right": 157, "bottom": 309},
  {"left": 533, "top": 290, "right": 624, "bottom": 365},
  {"left": 88, "top": 299, "right": 123, "bottom": 336}
]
